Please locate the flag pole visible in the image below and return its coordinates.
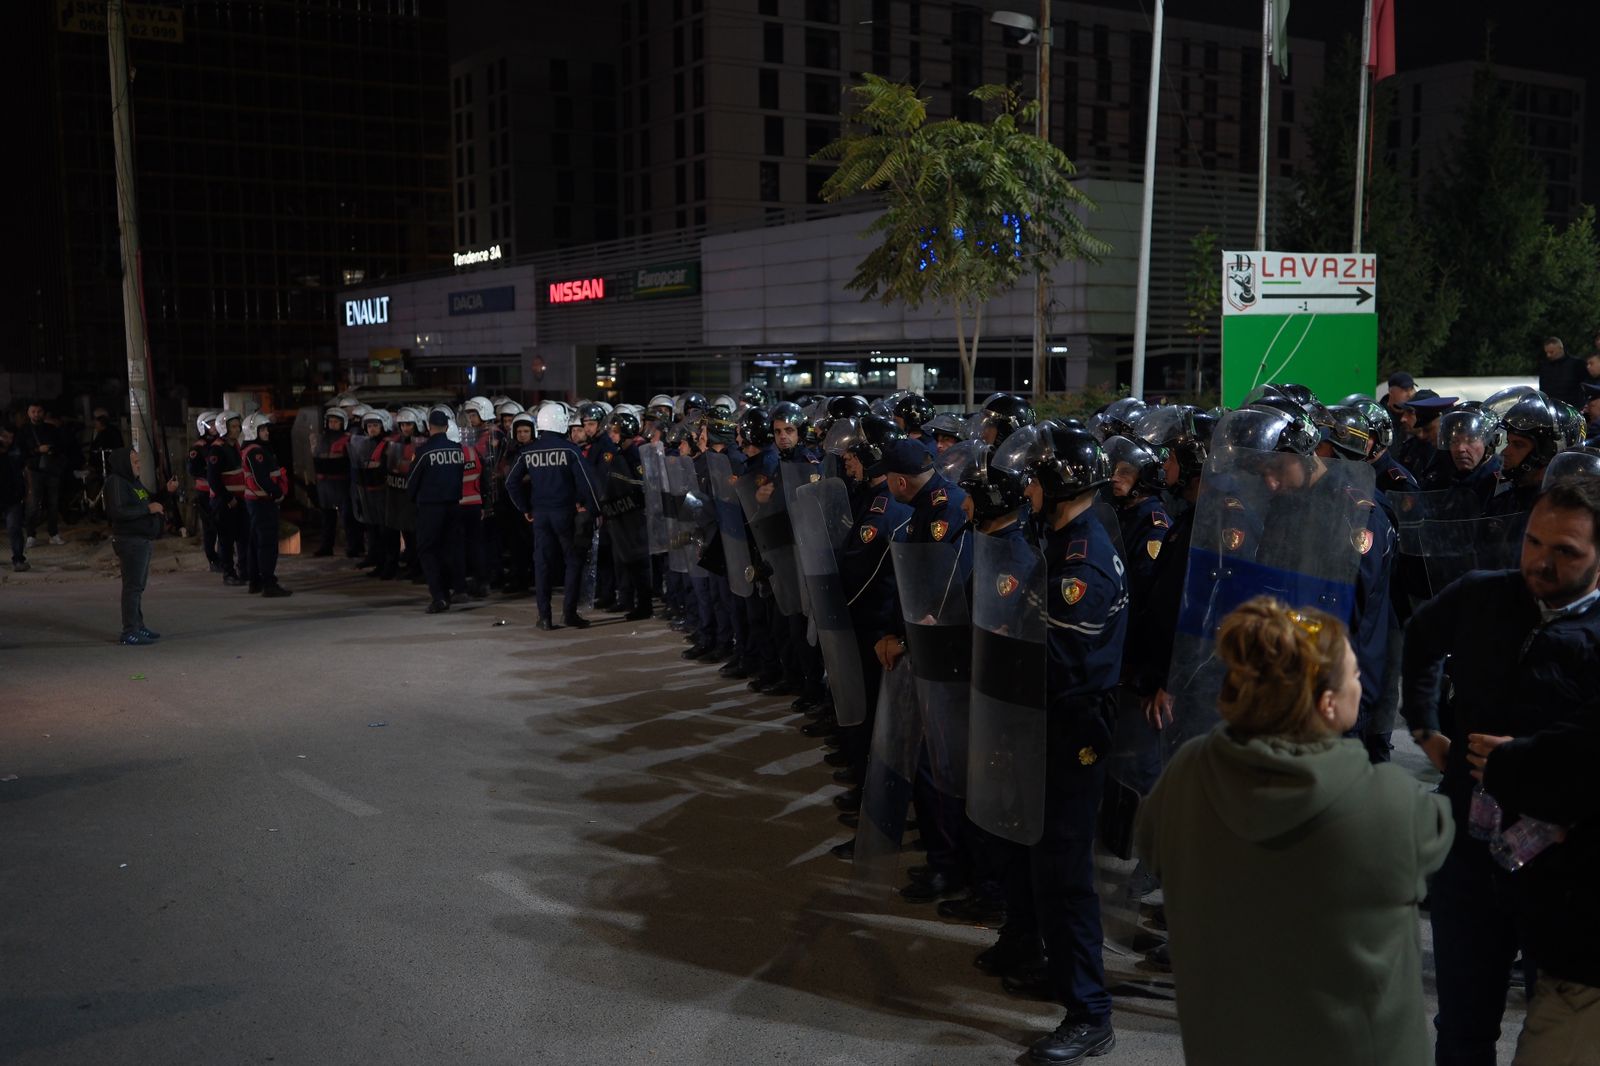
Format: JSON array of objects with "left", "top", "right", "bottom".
[
  {"left": 1352, "top": 0, "right": 1373, "bottom": 252},
  {"left": 1130, "top": 0, "right": 1165, "bottom": 401},
  {"left": 1255, "top": 0, "right": 1271, "bottom": 251}
]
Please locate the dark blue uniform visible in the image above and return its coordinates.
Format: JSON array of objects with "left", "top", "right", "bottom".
[
  {"left": 587, "top": 434, "right": 624, "bottom": 606},
  {"left": 1403, "top": 572, "right": 1600, "bottom": 1065},
  {"left": 1480, "top": 482, "right": 1538, "bottom": 570},
  {"left": 1372, "top": 449, "right": 1418, "bottom": 494},
  {"left": 1015, "top": 506, "right": 1128, "bottom": 1029},
  {"left": 839, "top": 484, "right": 914, "bottom": 774},
  {"left": 407, "top": 433, "right": 466, "bottom": 606},
  {"left": 507, "top": 431, "right": 600, "bottom": 624},
  {"left": 1114, "top": 495, "right": 1170, "bottom": 613}
]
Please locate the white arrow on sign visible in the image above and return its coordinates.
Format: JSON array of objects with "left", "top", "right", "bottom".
[{"left": 1222, "top": 251, "right": 1378, "bottom": 316}]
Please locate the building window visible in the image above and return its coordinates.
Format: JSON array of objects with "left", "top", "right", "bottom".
[
  {"left": 692, "top": 20, "right": 704, "bottom": 61},
  {"left": 557, "top": 171, "right": 575, "bottom": 201},
  {"left": 694, "top": 160, "right": 706, "bottom": 199},
  {"left": 639, "top": 85, "right": 651, "bottom": 122},
  {"left": 551, "top": 59, "right": 569, "bottom": 92},
  {"left": 806, "top": 0, "right": 839, "bottom": 21},
  {"left": 908, "top": 41, "right": 920, "bottom": 83},
  {"left": 675, "top": 165, "right": 687, "bottom": 204},
  {"left": 805, "top": 29, "right": 840, "bottom": 69},
  {"left": 1277, "top": 126, "right": 1292, "bottom": 160},
  {"left": 675, "top": 73, "right": 686, "bottom": 112},
  {"left": 641, "top": 174, "right": 653, "bottom": 209},
  {"left": 765, "top": 116, "right": 785, "bottom": 156},
  {"left": 760, "top": 69, "right": 780, "bottom": 109},
  {"left": 637, "top": 40, "right": 650, "bottom": 78},
  {"left": 553, "top": 132, "right": 570, "bottom": 165},
  {"left": 760, "top": 0, "right": 777, "bottom": 13},
  {"left": 453, "top": 76, "right": 462, "bottom": 109},
  {"left": 457, "top": 217, "right": 466, "bottom": 244},
  {"left": 692, "top": 65, "right": 704, "bottom": 107},
  {"left": 675, "top": 119, "right": 686, "bottom": 157},
  {"left": 806, "top": 165, "right": 832, "bottom": 203},
  {"left": 804, "top": 75, "right": 839, "bottom": 115},
  {"left": 694, "top": 113, "right": 706, "bottom": 153},
  {"left": 759, "top": 161, "right": 781, "bottom": 201},
  {"left": 1282, "top": 89, "right": 1295, "bottom": 123},
  {"left": 805, "top": 120, "right": 837, "bottom": 156},
  {"left": 764, "top": 23, "right": 784, "bottom": 63},
  {"left": 674, "top": 25, "right": 685, "bottom": 67}
]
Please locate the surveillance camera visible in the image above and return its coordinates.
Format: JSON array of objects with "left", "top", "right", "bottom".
[{"left": 991, "top": 10, "right": 1038, "bottom": 45}]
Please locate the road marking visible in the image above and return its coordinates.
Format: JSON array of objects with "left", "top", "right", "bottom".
[
  {"left": 278, "top": 769, "right": 381, "bottom": 818},
  {"left": 477, "top": 870, "right": 645, "bottom": 931},
  {"left": 755, "top": 749, "right": 827, "bottom": 776}
]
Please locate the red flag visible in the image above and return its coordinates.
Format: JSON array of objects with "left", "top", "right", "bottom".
[{"left": 1368, "top": 0, "right": 1396, "bottom": 81}]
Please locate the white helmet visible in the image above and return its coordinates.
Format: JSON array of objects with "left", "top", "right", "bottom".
[
  {"left": 487, "top": 394, "right": 512, "bottom": 407},
  {"left": 647, "top": 394, "right": 674, "bottom": 413},
  {"left": 394, "top": 406, "right": 423, "bottom": 429},
  {"left": 463, "top": 395, "right": 495, "bottom": 424},
  {"left": 494, "top": 400, "right": 525, "bottom": 417},
  {"left": 323, "top": 406, "right": 348, "bottom": 428},
  {"left": 511, "top": 411, "right": 537, "bottom": 435},
  {"left": 363, "top": 408, "right": 394, "bottom": 434},
  {"left": 597, "top": 401, "right": 614, "bottom": 416},
  {"left": 240, "top": 412, "right": 273, "bottom": 443},
  {"left": 196, "top": 410, "right": 220, "bottom": 437},
  {"left": 428, "top": 404, "right": 461, "bottom": 442},
  {"left": 535, "top": 402, "right": 570, "bottom": 435},
  {"left": 333, "top": 392, "right": 359, "bottom": 407},
  {"left": 348, "top": 403, "right": 372, "bottom": 420},
  {"left": 213, "top": 409, "right": 243, "bottom": 436}
]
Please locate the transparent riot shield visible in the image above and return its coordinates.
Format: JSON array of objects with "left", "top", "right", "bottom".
[
  {"left": 1390, "top": 489, "right": 1490, "bottom": 595},
  {"left": 1164, "top": 446, "right": 1375, "bottom": 760},
  {"left": 967, "top": 532, "right": 1048, "bottom": 845},
  {"left": 603, "top": 447, "right": 650, "bottom": 564},
  {"left": 347, "top": 433, "right": 374, "bottom": 524},
  {"left": 664, "top": 454, "right": 698, "bottom": 574},
  {"left": 735, "top": 469, "right": 802, "bottom": 616},
  {"left": 852, "top": 665, "right": 925, "bottom": 889},
  {"left": 385, "top": 437, "right": 418, "bottom": 533},
  {"left": 706, "top": 452, "right": 753, "bottom": 598},
  {"left": 891, "top": 539, "right": 972, "bottom": 796},
  {"left": 290, "top": 407, "right": 318, "bottom": 488},
  {"left": 793, "top": 478, "right": 868, "bottom": 728},
  {"left": 639, "top": 442, "right": 670, "bottom": 555},
  {"left": 780, "top": 461, "right": 825, "bottom": 616}
]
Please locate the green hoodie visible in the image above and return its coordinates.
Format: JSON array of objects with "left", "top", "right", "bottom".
[
  {"left": 104, "top": 448, "right": 163, "bottom": 539},
  {"left": 1135, "top": 725, "right": 1452, "bottom": 1066}
]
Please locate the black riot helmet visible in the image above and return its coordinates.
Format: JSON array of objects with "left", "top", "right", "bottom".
[
  {"left": 680, "top": 393, "right": 711, "bottom": 419},
  {"left": 827, "top": 394, "right": 873, "bottom": 420},
  {"left": 1088, "top": 397, "right": 1149, "bottom": 441},
  {"left": 971, "top": 392, "right": 1037, "bottom": 446},
  {"left": 939, "top": 440, "right": 1028, "bottom": 521},
  {"left": 1499, "top": 392, "right": 1566, "bottom": 479},
  {"left": 1246, "top": 382, "right": 1319, "bottom": 412},
  {"left": 609, "top": 408, "right": 641, "bottom": 440},
  {"left": 823, "top": 414, "right": 905, "bottom": 470},
  {"left": 1313, "top": 404, "right": 1377, "bottom": 461},
  {"left": 738, "top": 383, "right": 770, "bottom": 408},
  {"left": 1103, "top": 434, "right": 1168, "bottom": 498},
  {"left": 1133, "top": 405, "right": 1216, "bottom": 488},
  {"left": 1339, "top": 395, "right": 1395, "bottom": 452},
  {"left": 737, "top": 407, "right": 774, "bottom": 449},
  {"left": 993, "top": 423, "right": 1110, "bottom": 502},
  {"left": 891, "top": 392, "right": 936, "bottom": 433},
  {"left": 769, "top": 401, "right": 810, "bottom": 456},
  {"left": 576, "top": 401, "right": 607, "bottom": 426},
  {"left": 1542, "top": 447, "right": 1600, "bottom": 490},
  {"left": 1223, "top": 405, "right": 1322, "bottom": 459}
]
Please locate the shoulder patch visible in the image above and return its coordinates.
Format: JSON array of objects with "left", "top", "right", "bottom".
[
  {"left": 1224, "top": 496, "right": 1245, "bottom": 510},
  {"left": 1078, "top": 746, "right": 1099, "bottom": 766},
  {"left": 1065, "top": 539, "right": 1088, "bottom": 562},
  {"left": 996, "top": 573, "right": 1019, "bottom": 598},
  {"left": 1353, "top": 528, "right": 1374, "bottom": 555},
  {"left": 1061, "top": 577, "right": 1087, "bottom": 605},
  {"left": 1223, "top": 528, "right": 1247, "bottom": 551},
  {"left": 1152, "top": 510, "right": 1170, "bottom": 528},
  {"left": 859, "top": 524, "right": 878, "bottom": 544},
  {"left": 929, "top": 519, "right": 949, "bottom": 541},
  {"left": 870, "top": 495, "right": 888, "bottom": 514},
  {"left": 1146, "top": 539, "right": 1162, "bottom": 560},
  {"left": 930, "top": 487, "right": 948, "bottom": 507},
  {"left": 809, "top": 472, "right": 821, "bottom": 483},
  {"left": 602, "top": 451, "right": 614, "bottom": 463}
]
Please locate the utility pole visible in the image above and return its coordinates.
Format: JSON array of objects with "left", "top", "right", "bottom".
[
  {"left": 1352, "top": 0, "right": 1373, "bottom": 252},
  {"left": 1254, "top": 0, "right": 1271, "bottom": 251},
  {"left": 107, "top": 0, "right": 156, "bottom": 485},
  {"left": 1032, "top": 0, "right": 1050, "bottom": 400},
  {"left": 1129, "top": 0, "right": 1165, "bottom": 401}
]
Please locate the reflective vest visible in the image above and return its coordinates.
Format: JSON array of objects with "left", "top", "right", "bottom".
[
  {"left": 218, "top": 441, "right": 247, "bottom": 495},
  {"left": 240, "top": 442, "right": 288, "bottom": 500},
  {"left": 315, "top": 432, "right": 350, "bottom": 481},
  {"left": 360, "top": 438, "right": 389, "bottom": 490},
  {"left": 387, "top": 437, "right": 419, "bottom": 490},
  {"left": 460, "top": 437, "right": 484, "bottom": 506},
  {"left": 189, "top": 438, "right": 213, "bottom": 496}
]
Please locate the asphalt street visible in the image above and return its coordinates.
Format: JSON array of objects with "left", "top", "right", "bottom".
[{"left": 0, "top": 546, "right": 1524, "bottom": 1064}]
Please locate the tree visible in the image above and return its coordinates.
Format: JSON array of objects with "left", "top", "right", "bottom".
[
  {"left": 1282, "top": 37, "right": 1458, "bottom": 375},
  {"left": 1426, "top": 64, "right": 1552, "bottom": 374},
  {"left": 1184, "top": 228, "right": 1221, "bottom": 391},
  {"left": 815, "top": 75, "right": 1110, "bottom": 406}
]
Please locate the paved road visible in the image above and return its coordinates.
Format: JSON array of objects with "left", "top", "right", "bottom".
[{"left": 0, "top": 550, "right": 1521, "bottom": 1064}]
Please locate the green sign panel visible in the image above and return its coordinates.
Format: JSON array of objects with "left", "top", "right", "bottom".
[
  {"left": 633, "top": 261, "right": 700, "bottom": 300},
  {"left": 1220, "top": 251, "right": 1378, "bottom": 407}
]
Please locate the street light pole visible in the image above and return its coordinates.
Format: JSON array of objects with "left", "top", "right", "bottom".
[
  {"left": 1130, "top": 0, "right": 1164, "bottom": 402},
  {"left": 1032, "top": 0, "right": 1050, "bottom": 400}
]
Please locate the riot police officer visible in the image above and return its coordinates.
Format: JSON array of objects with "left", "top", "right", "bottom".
[
  {"left": 890, "top": 391, "right": 938, "bottom": 456},
  {"left": 506, "top": 401, "right": 601, "bottom": 630},
  {"left": 407, "top": 407, "right": 466, "bottom": 614},
  {"left": 188, "top": 410, "right": 221, "bottom": 572},
  {"left": 204, "top": 410, "right": 248, "bottom": 587},
  {"left": 313, "top": 407, "right": 355, "bottom": 557},
  {"left": 238, "top": 413, "right": 292, "bottom": 597}
]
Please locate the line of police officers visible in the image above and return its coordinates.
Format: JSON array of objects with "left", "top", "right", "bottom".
[{"left": 185, "top": 379, "right": 1600, "bottom": 1065}]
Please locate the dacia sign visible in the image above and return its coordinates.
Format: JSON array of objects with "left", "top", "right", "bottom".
[
  {"left": 344, "top": 295, "right": 390, "bottom": 327},
  {"left": 448, "top": 285, "right": 516, "bottom": 316},
  {"left": 633, "top": 261, "right": 700, "bottom": 300}
]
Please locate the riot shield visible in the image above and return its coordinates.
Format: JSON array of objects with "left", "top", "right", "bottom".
[
  {"left": 891, "top": 540, "right": 972, "bottom": 796},
  {"left": 793, "top": 478, "right": 868, "bottom": 728},
  {"left": 706, "top": 452, "right": 753, "bottom": 598},
  {"left": 1164, "top": 445, "right": 1376, "bottom": 759},
  {"left": 967, "top": 532, "right": 1048, "bottom": 845},
  {"left": 1390, "top": 490, "right": 1491, "bottom": 595},
  {"left": 603, "top": 448, "right": 650, "bottom": 564},
  {"left": 735, "top": 469, "right": 802, "bottom": 616},
  {"left": 290, "top": 407, "right": 318, "bottom": 488},
  {"left": 347, "top": 433, "right": 374, "bottom": 523},
  {"left": 664, "top": 454, "right": 698, "bottom": 574},
  {"left": 639, "top": 442, "right": 670, "bottom": 555},
  {"left": 385, "top": 437, "right": 418, "bottom": 532},
  {"left": 780, "top": 461, "right": 825, "bottom": 616},
  {"left": 852, "top": 665, "right": 925, "bottom": 889}
]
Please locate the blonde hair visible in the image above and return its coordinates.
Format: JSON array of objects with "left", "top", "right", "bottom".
[{"left": 1216, "top": 596, "right": 1349, "bottom": 742}]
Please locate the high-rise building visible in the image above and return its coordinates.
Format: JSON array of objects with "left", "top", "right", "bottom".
[{"left": 20, "top": 0, "right": 451, "bottom": 404}]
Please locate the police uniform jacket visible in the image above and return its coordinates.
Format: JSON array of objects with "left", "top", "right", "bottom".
[
  {"left": 1372, "top": 450, "right": 1418, "bottom": 494},
  {"left": 843, "top": 482, "right": 913, "bottom": 640},
  {"left": 406, "top": 433, "right": 465, "bottom": 504},
  {"left": 506, "top": 431, "right": 599, "bottom": 516},
  {"left": 1044, "top": 506, "right": 1128, "bottom": 707},
  {"left": 1116, "top": 494, "right": 1171, "bottom": 614}
]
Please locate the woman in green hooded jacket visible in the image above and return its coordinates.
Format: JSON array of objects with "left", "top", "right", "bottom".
[
  {"left": 1135, "top": 595, "right": 1453, "bottom": 1066},
  {"left": 103, "top": 446, "right": 177, "bottom": 645}
]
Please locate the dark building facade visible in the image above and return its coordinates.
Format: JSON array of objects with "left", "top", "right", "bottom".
[{"left": 20, "top": 0, "right": 451, "bottom": 406}]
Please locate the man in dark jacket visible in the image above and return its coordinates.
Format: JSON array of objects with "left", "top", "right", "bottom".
[
  {"left": 1469, "top": 709, "right": 1600, "bottom": 1063},
  {"left": 20, "top": 402, "right": 66, "bottom": 546},
  {"left": 103, "top": 447, "right": 178, "bottom": 645},
  {"left": 1, "top": 425, "right": 29, "bottom": 571},
  {"left": 1402, "top": 479, "right": 1600, "bottom": 1065},
  {"left": 1538, "top": 336, "right": 1587, "bottom": 408}
]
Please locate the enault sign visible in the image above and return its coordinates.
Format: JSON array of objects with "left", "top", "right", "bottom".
[
  {"left": 548, "top": 277, "right": 606, "bottom": 304},
  {"left": 344, "top": 295, "right": 390, "bottom": 327}
]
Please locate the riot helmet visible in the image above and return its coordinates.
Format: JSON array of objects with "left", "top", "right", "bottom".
[
  {"left": 1087, "top": 397, "right": 1148, "bottom": 441},
  {"left": 1133, "top": 405, "right": 1216, "bottom": 488},
  {"left": 1499, "top": 392, "right": 1566, "bottom": 481},
  {"left": 1103, "top": 434, "right": 1168, "bottom": 498},
  {"left": 939, "top": 440, "right": 1028, "bottom": 521},
  {"left": 738, "top": 383, "right": 770, "bottom": 409},
  {"left": 891, "top": 392, "right": 936, "bottom": 433},
  {"left": 968, "top": 392, "right": 1037, "bottom": 445},
  {"left": 196, "top": 410, "right": 222, "bottom": 438},
  {"left": 461, "top": 396, "right": 495, "bottom": 426},
  {"left": 1542, "top": 447, "right": 1600, "bottom": 490},
  {"left": 993, "top": 423, "right": 1110, "bottom": 502},
  {"left": 738, "top": 407, "right": 775, "bottom": 449},
  {"left": 769, "top": 401, "right": 809, "bottom": 455},
  {"left": 1339, "top": 395, "right": 1395, "bottom": 452},
  {"left": 240, "top": 412, "right": 272, "bottom": 443},
  {"left": 1438, "top": 407, "right": 1502, "bottom": 472},
  {"left": 609, "top": 408, "right": 642, "bottom": 440},
  {"left": 535, "top": 402, "right": 570, "bottom": 435},
  {"left": 1312, "top": 404, "right": 1376, "bottom": 461},
  {"left": 827, "top": 395, "right": 873, "bottom": 420}
]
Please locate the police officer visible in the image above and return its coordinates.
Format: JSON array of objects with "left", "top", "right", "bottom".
[
  {"left": 971, "top": 392, "right": 1037, "bottom": 447},
  {"left": 459, "top": 396, "right": 500, "bottom": 599},
  {"left": 1340, "top": 395, "right": 1418, "bottom": 494},
  {"left": 188, "top": 410, "right": 221, "bottom": 572},
  {"left": 890, "top": 391, "right": 939, "bottom": 456},
  {"left": 1401, "top": 478, "right": 1600, "bottom": 1066},
  {"left": 1396, "top": 390, "right": 1456, "bottom": 480},
  {"left": 600, "top": 407, "right": 655, "bottom": 621},
  {"left": 576, "top": 401, "right": 618, "bottom": 610},
  {"left": 732, "top": 407, "right": 785, "bottom": 688},
  {"left": 407, "top": 406, "right": 466, "bottom": 614},
  {"left": 204, "top": 410, "right": 249, "bottom": 587},
  {"left": 770, "top": 401, "right": 826, "bottom": 705},
  {"left": 993, "top": 423, "right": 1127, "bottom": 1065},
  {"left": 1482, "top": 392, "right": 1567, "bottom": 561},
  {"left": 507, "top": 401, "right": 600, "bottom": 630},
  {"left": 238, "top": 413, "right": 292, "bottom": 597},
  {"left": 356, "top": 409, "right": 395, "bottom": 575},
  {"left": 382, "top": 407, "right": 424, "bottom": 582}
]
